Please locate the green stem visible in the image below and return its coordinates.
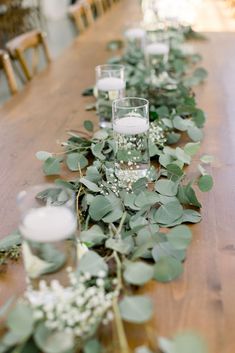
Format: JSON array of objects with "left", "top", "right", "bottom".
[
  {"left": 112, "top": 298, "right": 131, "bottom": 353},
  {"left": 85, "top": 215, "right": 90, "bottom": 231},
  {"left": 113, "top": 250, "right": 130, "bottom": 353},
  {"left": 116, "top": 212, "right": 127, "bottom": 239}
]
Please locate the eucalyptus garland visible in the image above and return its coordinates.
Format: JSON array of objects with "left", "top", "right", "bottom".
[{"left": 0, "top": 25, "right": 212, "bottom": 353}]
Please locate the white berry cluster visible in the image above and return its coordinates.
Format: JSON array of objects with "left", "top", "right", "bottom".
[
  {"left": 149, "top": 122, "right": 166, "bottom": 146},
  {"left": 25, "top": 269, "right": 118, "bottom": 340}
]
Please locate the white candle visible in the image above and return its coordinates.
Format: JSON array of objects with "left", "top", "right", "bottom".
[
  {"left": 125, "top": 28, "right": 146, "bottom": 40},
  {"left": 145, "top": 42, "right": 169, "bottom": 55},
  {"left": 20, "top": 206, "right": 77, "bottom": 242},
  {"left": 113, "top": 116, "right": 149, "bottom": 135},
  {"left": 96, "top": 77, "right": 125, "bottom": 91}
]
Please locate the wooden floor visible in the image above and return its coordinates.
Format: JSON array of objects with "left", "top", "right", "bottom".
[{"left": 0, "top": 1, "right": 235, "bottom": 352}]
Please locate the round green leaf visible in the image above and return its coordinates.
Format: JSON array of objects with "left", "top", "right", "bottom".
[
  {"left": 173, "top": 116, "right": 188, "bottom": 131},
  {"left": 7, "top": 303, "right": 34, "bottom": 339},
  {"left": 84, "top": 120, "right": 94, "bottom": 132},
  {"left": 36, "top": 151, "right": 52, "bottom": 161},
  {"left": 154, "top": 201, "right": 183, "bottom": 225},
  {"left": 34, "top": 323, "right": 74, "bottom": 353},
  {"left": 174, "top": 332, "right": 208, "bottom": 353},
  {"left": 187, "top": 127, "right": 203, "bottom": 142},
  {"left": 152, "top": 242, "right": 186, "bottom": 262},
  {"left": 166, "top": 164, "right": 184, "bottom": 180},
  {"left": 80, "top": 225, "right": 106, "bottom": 245},
  {"left": 119, "top": 295, "right": 153, "bottom": 323},
  {"left": 167, "top": 225, "right": 192, "bottom": 250},
  {"left": 80, "top": 178, "right": 100, "bottom": 192},
  {"left": 77, "top": 250, "right": 108, "bottom": 276},
  {"left": 182, "top": 210, "right": 201, "bottom": 223},
  {"left": 198, "top": 175, "right": 213, "bottom": 192},
  {"left": 153, "top": 256, "right": 183, "bottom": 282},
  {"left": 43, "top": 157, "right": 61, "bottom": 176},
  {"left": 89, "top": 196, "right": 112, "bottom": 221},
  {"left": 184, "top": 142, "right": 200, "bottom": 156},
  {"left": 155, "top": 180, "right": 178, "bottom": 197},
  {"left": 66, "top": 153, "right": 88, "bottom": 171},
  {"left": 200, "top": 155, "right": 214, "bottom": 164},
  {"left": 124, "top": 261, "right": 154, "bottom": 285}
]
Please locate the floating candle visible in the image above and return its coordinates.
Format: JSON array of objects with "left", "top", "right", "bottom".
[
  {"left": 125, "top": 27, "right": 146, "bottom": 40},
  {"left": 20, "top": 206, "right": 77, "bottom": 242},
  {"left": 145, "top": 42, "right": 169, "bottom": 55},
  {"left": 96, "top": 77, "right": 125, "bottom": 91},
  {"left": 113, "top": 116, "right": 149, "bottom": 135}
]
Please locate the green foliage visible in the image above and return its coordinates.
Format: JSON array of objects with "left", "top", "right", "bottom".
[
  {"left": 119, "top": 295, "right": 153, "bottom": 323},
  {"left": 77, "top": 251, "right": 108, "bottom": 276},
  {"left": 198, "top": 175, "right": 213, "bottom": 192},
  {"left": 1, "top": 22, "right": 213, "bottom": 353},
  {"left": 159, "top": 332, "right": 208, "bottom": 353},
  {"left": 34, "top": 323, "right": 75, "bottom": 353},
  {"left": 7, "top": 303, "right": 34, "bottom": 340},
  {"left": 154, "top": 256, "right": 184, "bottom": 282},
  {"left": 124, "top": 261, "right": 154, "bottom": 285}
]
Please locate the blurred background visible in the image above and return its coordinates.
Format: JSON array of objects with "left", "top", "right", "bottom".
[{"left": 0, "top": 0, "right": 235, "bottom": 104}]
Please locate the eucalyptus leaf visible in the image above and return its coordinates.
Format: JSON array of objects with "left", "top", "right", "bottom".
[
  {"left": 152, "top": 242, "right": 186, "bottom": 262},
  {"left": 0, "top": 297, "right": 14, "bottom": 318},
  {"left": 184, "top": 142, "right": 200, "bottom": 156},
  {"left": 175, "top": 147, "right": 191, "bottom": 165},
  {"left": 187, "top": 126, "right": 203, "bottom": 142},
  {"left": 0, "top": 232, "right": 21, "bottom": 251},
  {"left": 124, "top": 261, "right": 154, "bottom": 285},
  {"left": 153, "top": 256, "right": 184, "bottom": 282},
  {"left": 132, "top": 178, "right": 148, "bottom": 194},
  {"left": 66, "top": 153, "right": 88, "bottom": 171},
  {"left": 182, "top": 209, "right": 201, "bottom": 223},
  {"left": 43, "top": 157, "right": 61, "bottom": 176},
  {"left": 89, "top": 196, "right": 112, "bottom": 221},
  {"left": 34, "top": 323, "right": 74, "bottom": 353},
  {"left": 159, "top": 332, "right": 208, "bottom": 353},
  {"left": 119, "top": 295, "right": 153, "bottom": 323},
  {"left": 7, "top": 303, "right": 34, "bottom": 339},
  {"left": 36, "top": 151, "right": 52, "bottom": 161},
  {"left": 154, "top": 201, "right": 183, "bottom": 225},
  {"left": 105, "top": 237, "right": 134, "bottom": 255},
  {"left": 83, "top": 120, "right": 94, "bottom": 132},
  {"left": 84, "top": 339, "right": 102, "bottom": 353},
  {"left": 135, "top": 191, "right": 159, "bottom": 208},
  {"left": 167, "top": 225, "right": 192, "bottom": 250},
  {"left": 166, "top": 164, "right": 184, "bottom": 181},
  {"left": 77, "top": 251, "right": 108, "bottom": 276},
  {"left": 155, "top": 179, "right": 178, "bottom": 197},
  {"left": 173, "top": 116, "right": 188, "bottom": 131},
  {"left": 80, "top": 225, "right": 106, "bottom": 245},
  {"left": 200, "top": 155, "right": 214, "bottom": 164},
  {"left": 80, "top": 178, "right": 101, "bottom": 192},
  {"left": 198, "top": 175, "right": 213, "bottom": 192}
]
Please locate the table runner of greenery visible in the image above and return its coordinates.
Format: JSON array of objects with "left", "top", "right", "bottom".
[{"left": 0, "top": 25, "right": 212, "bottom": 353}]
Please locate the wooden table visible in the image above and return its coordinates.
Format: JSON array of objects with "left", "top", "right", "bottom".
[{"left": 0, "top": 1, "right": 235, "bottom": 352}]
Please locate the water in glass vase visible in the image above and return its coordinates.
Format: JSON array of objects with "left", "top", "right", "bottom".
[
  {"left": 113, "top": 116, "right": 150, "bottom": 184},
  {"left": 97, "top": 77, "right": 125, "bottom": 128}
]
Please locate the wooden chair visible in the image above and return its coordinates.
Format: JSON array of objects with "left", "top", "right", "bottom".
[
  {"left": 68, "top": 1, "right": 95, "bottom": 33},
  {"left": 6, "top": 30, "right": 51, "bottom": 82},
  {"left": 0, "top": 49, "right": 18, "bottom": 95}
]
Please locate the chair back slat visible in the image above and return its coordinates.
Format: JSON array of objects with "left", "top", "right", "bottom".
[
  {"left": 0, "top": 49, "right": 18, "bottom": 95},
  {"left": 6, "top": 30, "right": 51, "bottom": 81}
]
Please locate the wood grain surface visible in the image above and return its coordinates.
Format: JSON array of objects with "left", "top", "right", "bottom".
[{"left": 0, "top": 1, "right": 234, "bottom": 352}]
